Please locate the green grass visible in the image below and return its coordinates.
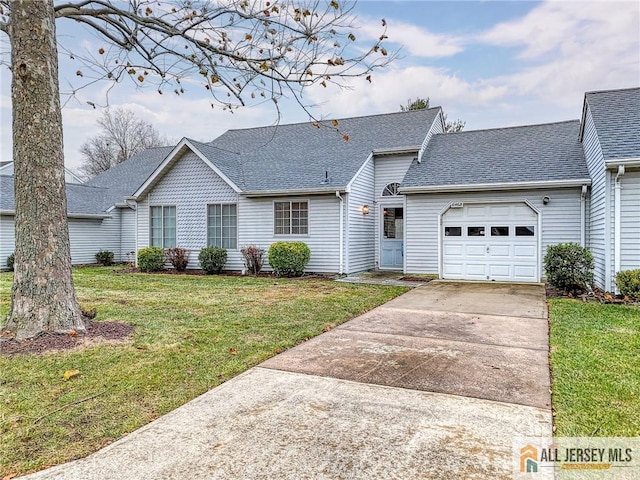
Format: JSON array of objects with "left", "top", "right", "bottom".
[
  {"left": 549, "top": 298, "right": 640, "bottom": 436},
  {"left": 0, "top": 267, "right": 408, "bottom": 477}
]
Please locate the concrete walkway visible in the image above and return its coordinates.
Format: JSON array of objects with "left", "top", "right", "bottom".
[{"left": 22, "top": 281, "right": 552, "bottom": 480}]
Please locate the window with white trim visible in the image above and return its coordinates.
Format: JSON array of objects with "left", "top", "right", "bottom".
[
  {"left": 274, "top": 201, "right": 308, "bottom": 235},
  {"left": 150, "top": 206, "right": 176, "bottom": 248},
  {"left": 207, "top": 204, "right": 237, "bottom": 249},
  {"left": 382, "top": 183, "right": 400, "bottom": 196}
]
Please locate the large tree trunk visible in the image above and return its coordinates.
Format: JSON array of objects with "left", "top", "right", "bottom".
[{"left": 4, "top": 0, "right": 85, "bottom": 340}]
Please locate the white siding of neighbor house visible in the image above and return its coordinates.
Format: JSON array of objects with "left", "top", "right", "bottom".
[
  {"left": 0, "top": 215, "right": 15, "bottom": 269},
  {"left": 68, "top": 214, "right": 121, "bottom": 264},
  {"left": 120, "top": 207, "right": 136, "bottom": 262},
  {"left": 582, "top": 106, "right": 610, "bottom": 290},
  {"left": 238, "top": 194, "right": 341, "bottom": 273},
  {"left": 374, "top": 153, "right": 415, "bottom": 268},
  {"left": 1, "top": 213, "right": 122, "bottom": 268},
  {"left": 405, "top": 188, "right": 584, "bottom": 276},
  {"left": 141, "top": 151, "right": 242, "bottom": 269},
  {"left": 346, "top": 158, "right": 375, "bottom": 273},
  {"left": 621, "top": 170, "right": 640, "bottom": 272},
  {"left": 0, "top": 163, "right": 82, "bottom": 183}
]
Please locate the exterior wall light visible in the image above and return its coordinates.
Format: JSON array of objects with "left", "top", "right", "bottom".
[
  {"left": 543, "top": 196, "right": 550, "bottom": 205},
  {"left": 361, "top": 204, "right": 370, "bottom": 215}
]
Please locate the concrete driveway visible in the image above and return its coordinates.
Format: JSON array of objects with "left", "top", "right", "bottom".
[{"left": 23, "top": 281, "right": 552, "bottom": 480}]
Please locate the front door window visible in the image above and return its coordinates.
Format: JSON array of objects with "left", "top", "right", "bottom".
[{"left": 383, "top": 207, "right": 404, "bottom": 239}]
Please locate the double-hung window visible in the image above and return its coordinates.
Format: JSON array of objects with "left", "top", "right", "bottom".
[
  {"left": 274, "top": 201, "right": 308, "bottom": 235},
  {"left": 150, "top": 206, "right": 176, "bottom": 248},
  {"left": 207, "top": 204, "right": 237, "bottom": 249}
]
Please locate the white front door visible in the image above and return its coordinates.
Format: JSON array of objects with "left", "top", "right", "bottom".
[
  {"left": 441, "top": 203, "right": 539, "bottom": 282},
  {"left": 380, "top": 206, "right": 404, "bottom": 269}
]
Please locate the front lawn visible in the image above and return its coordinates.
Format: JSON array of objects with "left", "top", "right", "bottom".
[
  {"left": 0, "top": 267, "right": 408, "bottom": 477},
  {"left": 549, "top": 299, "right": 640, "bottom": 436}
]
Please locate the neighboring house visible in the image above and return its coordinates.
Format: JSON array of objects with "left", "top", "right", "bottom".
[
  {"left": 0, "top": 161, "right": 84, "bottom": 184},
  {"left": 579, "top": 87, "right": 640, "bottom": 291},
  {"left": 0, "top": 87, "right": 638, "bottom": 291},
  {"left": 0, "top": 147, "right": 172, "bottom": 268}
]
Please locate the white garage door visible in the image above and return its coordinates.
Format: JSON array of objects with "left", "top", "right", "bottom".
[{"left": 442, "top": 203, "right": 539, "bottom": 282}]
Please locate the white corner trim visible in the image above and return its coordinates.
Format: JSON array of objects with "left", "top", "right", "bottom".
[{"left": 345, "top": 154, "right": 373, "bottom": 193}]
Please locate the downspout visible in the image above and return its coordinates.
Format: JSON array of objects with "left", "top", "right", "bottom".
[
  {"left": 580, "top": 185, "right": 587, "bottom": 247},
  {"left": 336, "top": 191, "right": 344, "bottom": 275},
  {"left": 614, "top": 165, "right": 625, "bottom": 289}
]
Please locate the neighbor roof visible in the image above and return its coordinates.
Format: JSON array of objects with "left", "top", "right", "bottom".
[
  {"left": 0, "top": 175, "right": 111, "bottom": 216},
  {"left": 86, "top": 146, "right": 173, "bottom": 206},
  {"left": 584, "top": 87, "right": 640, "bottom": 160},
  {"left": 402, "top": 120, "right": 590, "bottom": 190},
  {"left": 200, "top": 108, "right": 442, "bottom": 192}
]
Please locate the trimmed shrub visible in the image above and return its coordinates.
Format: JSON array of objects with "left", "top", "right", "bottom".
[
  {"left": 165, "top": 247, "right": 189, "bottom": 272},
  {"left": 137, "top": 247, "right": 165, "bottom": 272},
  {"left": 95, "top": 250, "right": 114, "bottom": 266},
  {"left": 268, "top": 241, "right": 310, "bottom": 277},
  {"left": 7, "top": 253, "right": 15, "bottom": 272},
  {"left": 544, "top": 243, "right": 594, "bottom": 293},
  {"left": 199, "top": 246, "right": 227, "bottom": 274},
  {"left": 616, "top": 269, "right": 640, "bottom": 300},
  {"left": 240, "top": 245, "right": 265, "bottom": 276}
]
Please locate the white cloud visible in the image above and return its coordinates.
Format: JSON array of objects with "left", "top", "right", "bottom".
[{"left": 356, "top": 16, "right": 464, "bottom": 58}]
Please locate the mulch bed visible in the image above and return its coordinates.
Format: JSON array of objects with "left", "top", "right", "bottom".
[
  {"left": 399, "top": 276, "right": 434, "bottom": 283},
  {"left": 545, "top": 285, "right": 639, "bottom": 305},
  {"left": 113, "top": 267, "right": 336, "bottom": 280},
  {"left": 0, "top": 321, "right": 135, "bottom": 356}
]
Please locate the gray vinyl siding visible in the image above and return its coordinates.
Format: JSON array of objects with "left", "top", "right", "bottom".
[
  {"left": 620, "top": 171, "right": 640, "bottom": 271},
  {"left": 143, "top": 151, "right": 242, "bottom": 270},
  {"left": 374, "top": 153, "right": 415, "bottom": 268},
  {"left": 238, "top": 194, "right": 341, "bottom": 273},
  {"left": 0, "top": 214, "right": 14, "bottom": 269},
  {"left": 120, "top": 207, "right": 136, "bottom": 262},
  {"left": 346, "top": 158, "right": 375, "bottom": 273},
  {"left": 582, "top": 107, "right": 609, "bottom": 290},
  {"left": 405, "top": 188, "right": 584, "bottom": 276},
  {"left": 68, "top": 215, "right": 121, "bottom": 264}
]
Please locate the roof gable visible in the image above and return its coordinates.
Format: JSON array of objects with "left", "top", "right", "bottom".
[
  {"left": 132, "top": 139, "right": 242, "bottom": 199},
  {"left": 582, "top": 87, "right": 640, "bottom": 160},
  {"left": 402, "top": 120, "right": 590, "bottom": 190}
]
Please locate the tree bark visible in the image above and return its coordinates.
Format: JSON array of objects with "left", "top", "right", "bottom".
[{"left": 4, "top": 0, "right": 85, "bottom": 340}]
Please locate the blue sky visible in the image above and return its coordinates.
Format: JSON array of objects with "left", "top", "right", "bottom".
[{"left": 1, "top": 0, "right": 638, "bottom": 172}]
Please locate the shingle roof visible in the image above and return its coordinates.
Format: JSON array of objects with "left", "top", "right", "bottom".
[
  {"left": 201, "top": 108, "right": 442, "bottom": 192},
  {"left": 402, "top": 120, "right": 590, "bottom": 189},
  {"left": 1, "top": 175, "right": 111, "bottom": 215},
  {"left": 585, "top": 87, "right": 640, "bottom": 160},
  {"left": 86, "top": 146, "right": 173, "bottom": 206}
]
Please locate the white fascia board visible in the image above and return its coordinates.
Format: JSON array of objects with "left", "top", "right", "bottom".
[
  {"left": 400, "top": 178, "right": 593, "bottom": 194},
  {"left": 242, "top": 187, "right": 347, "bottom": 197},
  {"left": 345, "top": 154, "right": 373, "bottom": 193},
  {"left": 0, "top": 209, "right": 111, "bottom": 219},
  {"left": 371, "top": 146, "right": 421, "bottom": 156},
  {"left": 605, "top": 157, "right": 640, "bottom": 169}
]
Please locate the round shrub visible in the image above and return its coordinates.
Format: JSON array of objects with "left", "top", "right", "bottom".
[
  {"left": 616, "top": 269, "right": 640, "bottom": 300},
  {"left": 7, "top": 253, "right": 15, "bottom": 272},
  {"left": 95, "top": 250, "right": 114, "bottom": 266},
  {"left": 199, "top": 246, "right": 227, "bottom": 274},
  {"left": 544, "top": 243, "right": 594, "bottom": 293},
  {"left": 268, "top": 241, "right": 310, "bottom": 277},
  {"left": 137, "top": 247, "right": 165, "bottom": 272}
]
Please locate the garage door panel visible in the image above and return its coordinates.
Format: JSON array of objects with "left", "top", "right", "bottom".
[
  {"left": 443, "top": 244, "right": 463, "bottom": 256},
  {"left": 490, "top": 245, "right": 511, "bottom": 257},
  {"left": 466, "top": 245, "right": 486, "bottom": 257},
  {"left": 442, "top": 202, "right": 539, "bottom": 283},
  {"left": 514, "top": 244, "right": 536, "bottom": 258}
]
